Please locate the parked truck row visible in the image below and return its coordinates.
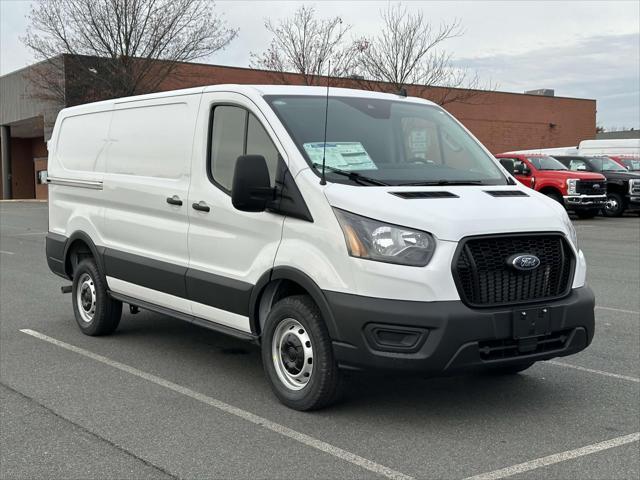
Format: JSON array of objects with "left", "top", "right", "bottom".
[{"left": 496, "top": 145, "right": 640, "bottom": 218}]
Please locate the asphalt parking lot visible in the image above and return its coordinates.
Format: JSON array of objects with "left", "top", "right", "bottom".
[{"left": 1, "top": 201, "right": 638, "bottom": 480}]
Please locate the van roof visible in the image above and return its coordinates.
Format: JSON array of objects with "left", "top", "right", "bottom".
[{"left": 58, "top": 84, "right": 437, "bottom": 116}]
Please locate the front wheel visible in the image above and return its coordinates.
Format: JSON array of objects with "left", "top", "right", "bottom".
[
  {"left": 261, "top": 295, "right": 341, "bottom": 411},
  {"left": 603, "top": 193, "right": 625, "bottom": 217}
]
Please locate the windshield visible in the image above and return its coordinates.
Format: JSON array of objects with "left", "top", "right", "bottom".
[
  {"left": 588, "top": 156, "right": 628, "bottom": 172},
  {"left": 265, "top": 95, "right": 507, "bottom": 186},
  {"left": 526, "top": 156, "right": 568, "bottom": 170},
  {"left": 621, "top": 159, "right": 640, "bottom": 171}
]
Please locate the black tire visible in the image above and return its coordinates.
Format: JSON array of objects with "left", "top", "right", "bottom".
[
  {"left": 575, "top": 209, "right": 599, "bottom": 219},
  {"left": 544, "top": 191, "right": 564, "bottom": 205},
  {"left": 261, "top": 295, "right": 341, "bottom": 411},
  {"left": 71, "top": 258, "right": 122, "bottom": 336},
  {"left": 603, "top": 192, "right": 625, "bottom": 217},
  {"left": 486, "top": 361, "right": 535, "bottom": 375}
]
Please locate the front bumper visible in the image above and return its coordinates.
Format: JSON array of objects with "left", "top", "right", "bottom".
[
  {"left": 563, "top": 194, "right": 607, "bottom": 208},
  {"left": 327, "top": 286, "right": 595, "bottom": 374}
]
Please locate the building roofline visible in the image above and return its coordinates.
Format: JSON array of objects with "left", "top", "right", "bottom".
[
  {"left": 166, "top": 58, "right": 597, "bottom": 103},
  {"left": 0, "top": 55, "right": 63, "bottom": 79},
  {"left": 2, "top": 53, "right": 596, "bottom": 103}
]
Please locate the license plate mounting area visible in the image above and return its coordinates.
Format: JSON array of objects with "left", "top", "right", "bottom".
[{"left": 512, "top": 306, "right": 550, "bottom": 341}]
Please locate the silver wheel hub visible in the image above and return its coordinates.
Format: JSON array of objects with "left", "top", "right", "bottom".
[
  {"left": 272, "top": 318, "right": 313, "bottom": 391},
  {"left": 76, "top": 273, "right": 96, "bottom": 323},
  {"left": 606, "top": 197, "right": 618, "bottom": 210}
]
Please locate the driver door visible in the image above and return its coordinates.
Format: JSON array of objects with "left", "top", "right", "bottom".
[{"left": 186, "top": 92, "right": 286, "bottom": 333}]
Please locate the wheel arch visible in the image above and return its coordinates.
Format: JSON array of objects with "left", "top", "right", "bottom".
[
  {"left": 249, "top": 266, "right": 339, "bottom": 340},
  {"left": 606, "top": 182, "right": 627, "bottom": 195},
  {"left": 538, "top": 186, "right": 563, "bottom": 198},
  {"left": 63, "top": 231, "right": 106, "bottom": 279}
]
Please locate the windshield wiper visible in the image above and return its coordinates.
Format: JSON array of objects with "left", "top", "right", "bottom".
[
  {"left": 312, "top": 163, "right": 389, "bottom": 186},
  {"left": 397, "top": 180, "right": 485, "bottom": 186}
]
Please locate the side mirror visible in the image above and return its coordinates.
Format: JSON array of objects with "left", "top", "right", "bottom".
[
  {"left": 513, "top": 164, "right": 529, "bottom": 175},
  {"left": 231, "top": 155, "right": 275, "bottom": 212},
  {"left": 499, "top": 159, "right": 515, "bottom": 175}
]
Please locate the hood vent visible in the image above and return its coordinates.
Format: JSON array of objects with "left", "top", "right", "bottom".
[
  {"left": 484, "top": 190, "right": 529, "bottom": 197},
  {"left": 390, "top": 191, "right": 459, "bottom": 199}
]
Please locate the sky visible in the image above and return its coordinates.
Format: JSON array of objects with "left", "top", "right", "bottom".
[{"left": 1, "top": 0, "right": 639, "bottom": 129}]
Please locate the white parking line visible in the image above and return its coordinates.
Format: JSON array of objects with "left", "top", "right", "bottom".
[
  {"left": 596, "top": 305, "right": 640, "bottom": 316},
  {"left": 464, "top": 432, "right": 640, "bottom": 480},
  {"left": 19, "top": 328, "right": 413, "bottom": 480},
  {"left": 0, "top": 250, "right": 15, "bottom": 255},
  {"left": 546, "top": 360, "right": 640, "bottom": 383}
]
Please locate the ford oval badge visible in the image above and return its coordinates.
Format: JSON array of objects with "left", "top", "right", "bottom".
[{"left": 509, "top": 254, "right": 541, "bottom": 271}]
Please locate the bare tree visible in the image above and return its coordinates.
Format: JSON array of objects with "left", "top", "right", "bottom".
[
  {"left": 355, "top": 4, "right": 492, "bottom": 105},
  {"left": 250, "top": 5, "right": 358, "bottom": 86},
  {"left": 22, "top": 0, "right": 238, "bottom": 104}
]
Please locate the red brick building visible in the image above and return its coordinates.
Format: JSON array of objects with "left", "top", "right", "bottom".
[{"left": 1, "top": 55, "right": 596, "bottom": 200}]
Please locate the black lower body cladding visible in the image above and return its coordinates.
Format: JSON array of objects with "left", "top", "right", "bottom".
[
  {"left": 326, "top": 287, "right": 595, "bottom": 374},
  {"left": 46, "top": 232, "right": 68, "bottom": 279},
  {"left": 46, "top": 233, "right": 595, "bottom": 376}
]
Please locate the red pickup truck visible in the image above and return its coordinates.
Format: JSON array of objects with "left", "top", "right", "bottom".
[
  {"left": 496, "top": 153, "right": 607, "bottom": 218},
  {"left": 610, "top": 155, "right": 640, "bottom": 172}
]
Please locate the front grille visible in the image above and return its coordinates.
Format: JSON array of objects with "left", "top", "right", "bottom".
[
  {"left": 454, "top": 233, "right": 574, "bottom": 307},
  {"left": 576, "top": 180, "right": 606, "bottom": 195},
  {"left": 478, "top": 329, "right": 572, "bottom": 360}
]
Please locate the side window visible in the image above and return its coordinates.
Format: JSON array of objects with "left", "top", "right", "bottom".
[
  {"left": 246, "top": 113, "right": 279, "bottom": 186},
  {"left": 569, "top": 159, "right": 587, "bottom": 171},
  {"left": 210, "top": 106, "right": 279, "bottom": 192},
  {"left": 210, "top": 106, "right": 246, "bottom": 191}
]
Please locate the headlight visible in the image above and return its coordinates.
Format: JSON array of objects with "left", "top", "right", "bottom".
[
  {"left": 333, "top": 208, "right": 435, "bottom": 266},
  {"left": 566, "top": 178, "right": 579, "bottom": 195},
  {"left": 562, "top": 212, "right": 578, "bottom": 249}
]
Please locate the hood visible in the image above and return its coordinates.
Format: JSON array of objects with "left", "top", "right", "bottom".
[
  {"left": 601, "top": 170, "right": 640, "bottom": 181},
  {"left": 324, "top": 183, "right": 569, "bottom": 242},
  {"left": 541, "top": 170, "right": 604, "bottom": 180}
]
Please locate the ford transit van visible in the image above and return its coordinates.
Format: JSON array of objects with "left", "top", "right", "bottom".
[{"left": 45, "top": 85, "right": 595, "bottom": 410}]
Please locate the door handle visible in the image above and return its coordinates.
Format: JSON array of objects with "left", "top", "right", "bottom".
[
  {"left": 192, "top": 201, "right": 210, "bottom": 212},
  {"left": 166, "top": 195, "right": 183, "bottom": 206}
]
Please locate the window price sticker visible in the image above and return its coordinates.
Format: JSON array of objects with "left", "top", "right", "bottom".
[{"left": 303, "top": 142, "right": 377, "bottom": 171}]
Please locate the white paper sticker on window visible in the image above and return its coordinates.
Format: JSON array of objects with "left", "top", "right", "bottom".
[{"left": 303, "top": 142, "right": 377, "bottom": 171}]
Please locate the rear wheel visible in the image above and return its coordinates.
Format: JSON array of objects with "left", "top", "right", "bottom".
[
  {"left": 603, "top": 192, "right": 625, "bottom": 217},
  {"left": 261, "top": 295, "right": 341, "bottom": 411},
  {"left": 486, "top": 361, "right": 535, "bottom": 375},
  {"left": 72, "top": 258, "right": 122, "bottom": 336},
  {"left": 575, "top": 209, "right": 599, "bottom": 219}
]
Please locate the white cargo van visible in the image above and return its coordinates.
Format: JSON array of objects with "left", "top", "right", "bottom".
[
  {"left": 46, "top": 85, "right": 595, "bottom": 410},
  {"left": 578, "top": 139, "right": 640, "bottom": 156}
]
